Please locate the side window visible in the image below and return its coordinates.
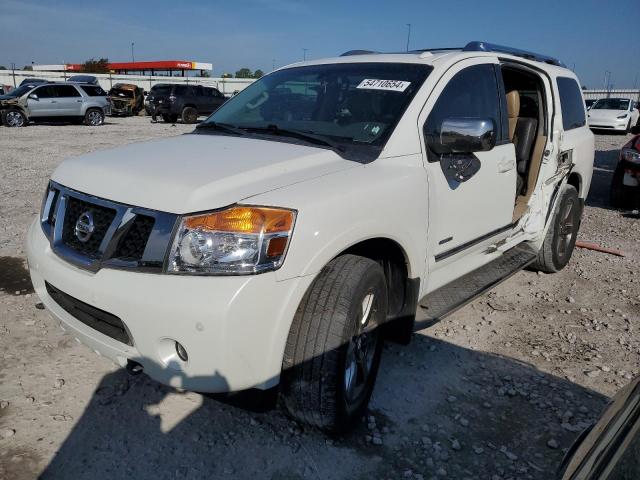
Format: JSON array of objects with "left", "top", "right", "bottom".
[
  {"left": 53, "top": 85, "right": 81, "bottom": 97},
  {"left": 174, "top": 85, "right": 187, "bottom": 96},
  {"left": 212, "top": 88, "right": 223, "bottom": 98},
  {"left": 33, "top": 86, "right": 55, "bottom": 98},
  {"left": 80, "top": 86, "right": 106, "bottom": 96},
  {"left": 556, "top": 77, "right": 586, "bottom": 130},
  {"left": 194, "top": 85, "right": 204, "bottom": 96},
  {"left": 424, "top": 64, "right": 502, "bottom": 149}
]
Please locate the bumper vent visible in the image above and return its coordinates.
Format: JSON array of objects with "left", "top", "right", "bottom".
[{"left": 46, "top": 282, "right": 133, "bottom": 346}]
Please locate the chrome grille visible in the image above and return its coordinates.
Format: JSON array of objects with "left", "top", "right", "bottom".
[{"left": 41, "top": 182, "right": 177, "bottom": 273}]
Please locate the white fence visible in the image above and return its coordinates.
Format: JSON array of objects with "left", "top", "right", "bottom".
[
  {"left": 582, "top": 89, "right": 640, "bottom": 102},
  {"left": 0, "top": 69, "right": 255, "bottom": 96}
]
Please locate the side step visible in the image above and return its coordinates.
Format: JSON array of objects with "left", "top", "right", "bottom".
[{"left": 417, "top": 244, "right": 537, "bottom": 328}]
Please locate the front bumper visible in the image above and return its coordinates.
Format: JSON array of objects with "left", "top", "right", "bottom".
[
  {"left": 588, "top": 119, "right": 629, "bottom": 131},
  {"left": 26, "top": 219, "right": 314, "bottom": 393}
]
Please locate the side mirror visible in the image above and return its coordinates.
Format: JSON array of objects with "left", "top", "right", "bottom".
[
  {"left": 28, "top": 93, "right": 39, "bottom": 101},
  {"left": 427, "top": 117, "right": 496, "bottom": 155}
]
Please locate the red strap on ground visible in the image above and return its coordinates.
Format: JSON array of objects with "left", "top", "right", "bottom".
[{"left": 575, "top": 241, "right": 625, "bottom": 257}]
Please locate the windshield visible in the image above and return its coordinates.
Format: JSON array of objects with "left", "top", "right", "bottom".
[
  {"left": 150, "top": 85, "right": 172, "bottom": 96},
  {"left": 203, "top": 63, "right": 432, "bottom": 157},
  {"left": 592, "top": 98, "right": 630, "bottom": 110},
  {"left": 109, "top": 88, "right": 134, "bottom": 98},
  {"left": 2, "top": 85, "right": 36, "bottom": 98}
]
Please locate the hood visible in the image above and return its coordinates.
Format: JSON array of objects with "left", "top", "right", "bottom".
[
  {"left": 588, "top": 109, "right": 628, "bottom": 120},
  {"left": 52, "top": 133, "right": 357, "bottom": 213}
]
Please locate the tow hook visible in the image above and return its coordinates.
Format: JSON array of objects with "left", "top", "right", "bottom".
[{"left": 126, "top": 360, "right": 144, "bottom": 376}]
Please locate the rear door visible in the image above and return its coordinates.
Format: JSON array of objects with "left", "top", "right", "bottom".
[
  {"left": 51, "top": 84, "right": 83, "bottom": 116},
  {"left": 208, "top": 87, "right": 226, "bottom": 112}
]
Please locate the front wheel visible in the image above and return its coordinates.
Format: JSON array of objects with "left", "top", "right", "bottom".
[
  {"left": 2, "top": 108, "right": 27, "bottom": 127},
  {"left": 610, "top": 164, "right": 634, "bottom": 208},
  {"left": 530, "top": 184, "right": 581, "bottom": 273},
  {"left": 280, "top": 255, "right": 387, "bottom": 432},
  {"left": 84, "top": 108, "right": 104, "bottom": 126}
]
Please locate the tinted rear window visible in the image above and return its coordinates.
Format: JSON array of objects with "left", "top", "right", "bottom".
[
  {"left": 557, "top": 77, "right": 586, "bottom": 130},
  {"left": 80, "top": 86, "right": 106, "bottom": 96}
]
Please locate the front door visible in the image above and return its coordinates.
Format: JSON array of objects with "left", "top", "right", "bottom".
[
  {"left": 27, "top": 85, "right": 57, "bottom": 117},
  {"left": 419, "top": 59, "right": 518, "bottom": 287}
]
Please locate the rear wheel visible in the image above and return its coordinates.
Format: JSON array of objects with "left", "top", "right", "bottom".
[
  {"left": 2, "top": 108, "right": 27, "bottom": 127},
  {"left": 84, "top": 108, "right": 104, "bottom": 126},
  {"left": 280, "top": 255, "right": 387, "bottom": 432},
  {"left": 181, "top": 106, "right": 198, "bottom": 124},
  {"left": 530, "top": 184, "right": 581, "bottom": 273}
]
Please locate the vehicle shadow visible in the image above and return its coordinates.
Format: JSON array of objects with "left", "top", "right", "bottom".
[{"left": 38, "top": 336, "right": 608, "bottom": 480}]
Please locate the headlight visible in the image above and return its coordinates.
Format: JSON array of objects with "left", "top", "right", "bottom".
[
  {"left": 167, "top": 206, "right": 296, "bottom": 275},
  {"left": 621, "top": 148, "right": 640, "bottom": 165},
  {"left": 617, "top": 114, "right": 628, "bottom": 119}
]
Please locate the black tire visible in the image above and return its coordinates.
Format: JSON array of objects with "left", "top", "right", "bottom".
[
  {"left": 626, "top": 119, "right": 633, "bottom": 134},
  {"left": 181, "top": 106, "right": 198, "bottom": 124},
  {"left": 530, "top": 184, "right": 581, "bottom": 273},
  {"left": 162, "top": 114, "right": 178, "bottom": 123},
  {"left": 280, "top": 255, "right": 387, "bottom": 432},
  {"left": 2, "top": 108, "right": 28, "bottom": 127},
  {"left": 84, "top": 108, "right": 104, "bottom": 126},
  {"left": 610, "top": 164, "right": 633, "bottom": 208}
]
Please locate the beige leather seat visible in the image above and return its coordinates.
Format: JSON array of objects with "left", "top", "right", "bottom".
[
  {"left": 506, "top": 90, "right": 520, "bottom": 140},
  {"left": 506, "top": 90, "right": 538, "bottom": 194}
]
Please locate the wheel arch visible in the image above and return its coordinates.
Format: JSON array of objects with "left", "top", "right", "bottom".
[{"left": 567, "top": 171, "right": 582, "bottom": 197}]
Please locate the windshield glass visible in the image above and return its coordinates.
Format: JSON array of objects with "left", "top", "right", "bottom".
[
  {"left": 2, "top": 85, "right": 36, "bottom": 98},
  {"left": 109, "top": 88, "right": 134, "bottom": 98},
  {"left": 150, "top": 85, "right": 172, "bottom": 96},
  {"left": 592, "top": 98, "right": 630, "bottom": 110},
  {"left": 203, "top": 63, "right": 432, "bottom": 153}
]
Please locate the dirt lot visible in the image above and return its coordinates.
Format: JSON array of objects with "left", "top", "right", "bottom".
[{"left": 0, "top": 117, "right": 638, "bottom": 480}]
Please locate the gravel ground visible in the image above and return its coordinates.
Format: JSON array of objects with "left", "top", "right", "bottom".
[{"left": 0, "top": 117, "right": 638, "bottom": 480}]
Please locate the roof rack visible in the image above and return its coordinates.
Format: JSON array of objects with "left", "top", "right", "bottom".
[
  {"left": 463, "top": 41, "right": 565, "bottom": 67},
  {"left": 340, "top": 50, "right": 379, "bottom": 57}
]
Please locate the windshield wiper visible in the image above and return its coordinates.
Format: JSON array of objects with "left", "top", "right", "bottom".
[
  {"left": 241, "top": 124, "right": 346, "bottom": 153},
  {"left": 195, "top": 122, "right": 247, "bottom": 136}
]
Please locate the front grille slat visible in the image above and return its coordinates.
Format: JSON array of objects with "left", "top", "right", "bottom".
[
  {"left": 114, "top": 215, "right": 155, "bottom": 261},
  {"left": 46, "top": 282, "right": 132, "bottom": 346}
]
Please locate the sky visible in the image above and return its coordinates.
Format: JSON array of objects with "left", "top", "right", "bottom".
[{"left": 1, "top": 0, "right": 639, "bottom": 88}]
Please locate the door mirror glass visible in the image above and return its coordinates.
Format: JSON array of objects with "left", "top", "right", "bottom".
[
  {"left": 427, "top": 117, "right": 496, "bottom": 155},
  {"left": 28, "top": 93, "right": 39, "bottom": 101}
]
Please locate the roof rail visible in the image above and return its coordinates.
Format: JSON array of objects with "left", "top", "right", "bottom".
[
  {"left": 340, "top": 50, "right": 379, "bottom": 57},
  {"left": 463, "top": 41, "right": 565, "bottom": 67}
]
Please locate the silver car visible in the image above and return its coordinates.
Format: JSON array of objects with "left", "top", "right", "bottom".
[{"left": 0, "top": 82, "right": 111, "bottom": 127}]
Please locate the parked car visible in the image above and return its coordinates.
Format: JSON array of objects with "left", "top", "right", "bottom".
[
  {"left": 587, "top": 97, "right": 639, "bottom": 133},
  {"left": 0, "top": 82, "right": 110, "bottom": 127},
  {"left": 67, "top": 75, "right": 99, "bottom": 85},
  {"left": 558, "top": 374, "right": 640, "bottom": 479},
  {"left": 145, "top": 83, "right": 226, "bottom": 123},
  {"left": 19, "top": 78, "right": 48, "bottom": 87},
  {"left": 610, "top": 134, "right": 640, "bottom": 208},
  {"left": 26, "top": 41, "right": 594, "bottom": 431},
  {"left": 108, "top": 83, "right": 144, "bottom": 116}
]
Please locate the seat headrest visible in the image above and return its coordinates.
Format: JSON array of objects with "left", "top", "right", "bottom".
[{"left": 506, "top": 90, "right": 520, "bottom": 118}]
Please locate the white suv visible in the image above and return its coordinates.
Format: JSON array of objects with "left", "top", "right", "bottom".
[{"left": 27, "top": 41, "right": 594, "bottom": 431}]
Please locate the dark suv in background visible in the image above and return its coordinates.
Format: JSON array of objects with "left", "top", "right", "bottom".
[{"left": 145, "top": 84, "right": 227, "bottom": 123}]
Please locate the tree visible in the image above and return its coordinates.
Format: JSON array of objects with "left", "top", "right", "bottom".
[
  {"left": 253, "top": 69, "right": 264, "bottom": 79},
  {"left": 22, "top": 65, "right": 33, "bottom": 71},
  {"left": 235, "top": 68, "right": 253, "bottom": 79},
  {"left": 0, "top": 66, "right": 6, "bottom": 70},
  {"left": 221, "top": 73, "right": 233, "bottom": 79},
  {"left": 81, "top": 58, "right": 110, "bottom": 74}
]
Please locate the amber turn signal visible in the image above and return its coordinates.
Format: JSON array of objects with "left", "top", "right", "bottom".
[{"left": 184, "top": 206, "right": 294, "bottom": 234}]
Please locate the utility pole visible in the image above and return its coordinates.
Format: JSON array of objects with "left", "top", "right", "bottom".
[
  {"left": 406, "top": 24, "right": 411, "bottom": 52},
  {"left": 302, "top": 48, "right": 308, "bottom": 61},
  {"left": 603, "top": 70, "right": 611, "bottom": 92},
  {"left": 10, "top": 62, "right": 16, "bottom": 87},
  {"left": 131, "top": 42, "right": 135, "bottom": 63},
  {"left": 272, "top": 59, "right": 276, "bottom": 71}
]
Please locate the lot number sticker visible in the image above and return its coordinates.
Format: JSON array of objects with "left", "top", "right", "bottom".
[{"left": 357, "top": 79, "right": 411, "bottom": 92}]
